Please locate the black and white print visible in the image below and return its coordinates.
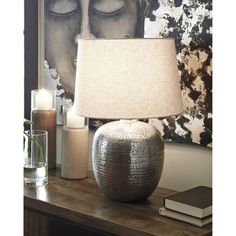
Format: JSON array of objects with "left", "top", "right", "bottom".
[{"left": 44, "top": 0, "right": 212, "bottom": 147}]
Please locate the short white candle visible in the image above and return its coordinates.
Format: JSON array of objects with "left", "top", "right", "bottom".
[
  {"left": 67, "top": 110, "right": 85, "bottom": 129},
  {"left": 35, "top": 89, "right": 53, "bottom": 110}
]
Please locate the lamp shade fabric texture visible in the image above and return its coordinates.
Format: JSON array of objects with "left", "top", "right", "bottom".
[{"left": 74, "top": 38, "right": 183, "bottom": 119}]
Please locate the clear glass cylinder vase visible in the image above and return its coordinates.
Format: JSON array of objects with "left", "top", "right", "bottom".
[{"left": 23, "top": 130, "right": 48, "bottom": 187}]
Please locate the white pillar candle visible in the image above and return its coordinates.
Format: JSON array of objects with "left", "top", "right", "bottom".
[
  {"left": 35, "top": 89, "right": 53, "bottom": 110},
  {"left": 67, "top": 110, "right": 85, "bottom": 129},
  {"left": 61, "top": 127, "right": 89, "bottom": 179}
]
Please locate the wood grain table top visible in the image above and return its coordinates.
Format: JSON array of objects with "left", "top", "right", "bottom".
[{"left": 24, "top": 168, "right": 212, "bottom": 236}]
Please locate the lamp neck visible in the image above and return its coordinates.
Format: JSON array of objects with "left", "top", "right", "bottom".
[{"left": 119, "top": 119, "right": 138, "bottom": 124}]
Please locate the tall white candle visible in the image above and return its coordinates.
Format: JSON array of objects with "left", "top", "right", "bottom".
[
  {"left": 35, "top": 89, "right": 53, "bottom": 110},
  {"left": 67, "top": 110, "right": 85, "bottom": 129},
  {"left": 61, "top": 127, "right": 89, "bottom": 179}
]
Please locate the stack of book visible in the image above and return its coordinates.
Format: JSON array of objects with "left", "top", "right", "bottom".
[{"left": 159, "top": 186, "right": 212, "bottom": 227}]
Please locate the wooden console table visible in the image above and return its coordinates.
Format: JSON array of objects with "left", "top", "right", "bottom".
[{"left": 24, "top": 168, "right": 212, "bottom": 236}]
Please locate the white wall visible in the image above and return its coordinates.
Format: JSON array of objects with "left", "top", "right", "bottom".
[
  {"left": 57, "top": 126, "right": 212, "bottom": 191},
  {"left": 158, "top": 142, "right": 212, "bottom": 191}
]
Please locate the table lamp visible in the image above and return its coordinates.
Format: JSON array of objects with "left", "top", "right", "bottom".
[{"left": 74, "top": 38, "right": 183, "bottom": 202}]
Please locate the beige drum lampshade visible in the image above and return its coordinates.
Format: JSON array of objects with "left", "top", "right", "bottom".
[{"left": 74, "top": 38, "right": 183, "bottom": 119}]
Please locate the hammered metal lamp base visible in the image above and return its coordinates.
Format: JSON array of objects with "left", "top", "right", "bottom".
[{"left": 92, "top": 120, "right": 164, "bottom": 202}]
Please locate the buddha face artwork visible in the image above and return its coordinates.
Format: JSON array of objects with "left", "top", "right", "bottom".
[
  {"left": 44, "top": 0, "right": 147, "bottom": 95},
  {"left": 44, "top": 0, "right": 148, "bottom": 123},
  {"left": 44, "top": 0, "right": 212, "bottom": 147}
]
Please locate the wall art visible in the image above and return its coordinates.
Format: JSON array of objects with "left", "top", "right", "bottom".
[
  {"left": 146, "top": 0, "right": 212, "bottom": 147},
  {"left": 43, "top": 0, "right": 212, "bottom": 147}
]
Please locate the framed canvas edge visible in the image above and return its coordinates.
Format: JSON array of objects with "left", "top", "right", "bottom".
[
  {"left": 38, "top": 0, "right": 44, "bottom": 89},
  {"left": 24, "top": 0, "right": 42, "bottom": 121}
]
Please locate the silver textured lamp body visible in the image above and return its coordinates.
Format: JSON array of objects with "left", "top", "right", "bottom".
[
  {"left": 74, "top": 39, "right": 183, "bottom": 202},
  {"left": 92, "top": 120, "right": 164, "bottom": 202}
]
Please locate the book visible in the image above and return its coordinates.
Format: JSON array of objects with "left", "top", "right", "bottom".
[
  {"left": 164, "top": 186, "right": 212, "bottom": 218},
  {"left": 159, "top": 207, "right": 212, "bottom": 227}
]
